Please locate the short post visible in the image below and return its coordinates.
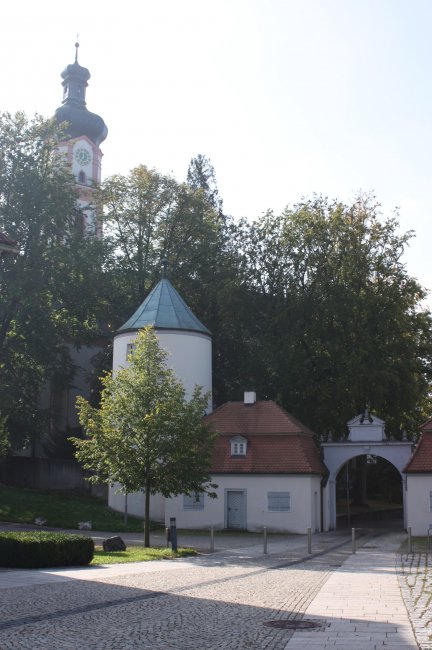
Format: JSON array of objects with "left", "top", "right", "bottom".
[
  {"left": 263, "top": 526, "right": 267, "bottom": 554},
  {"left": 124, "top": 493, "right": 128, "bottom": 527},
  {"left": 170, "top": 517, "right": 178, "bottom": 552},
  {"left": 210, "top": 526, "right": 215, "bottom": 553},
  {"left": 165, "top": 527, "right": 170, "bottom": 548},
  {"left": 351, "top": 527, "right": 356, "bottom": 554},
  {"left": 307, "top": 527, "right": 312, "bottom": 554},
  {"left": 408, "top": 526, "right": 412, "bottom": 554}
]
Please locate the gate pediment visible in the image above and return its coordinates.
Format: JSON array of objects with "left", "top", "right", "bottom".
[{"left": 347, "top": 411, "right": 386, "bottom": 442}]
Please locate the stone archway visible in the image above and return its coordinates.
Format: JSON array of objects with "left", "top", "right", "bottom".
[{"left": 322, "top": 413, "right": 413, "bottom": 530}]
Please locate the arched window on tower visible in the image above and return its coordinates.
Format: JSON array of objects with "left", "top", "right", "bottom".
[{"left": 78, "top": 171, "right": 87, "bottom": 185}]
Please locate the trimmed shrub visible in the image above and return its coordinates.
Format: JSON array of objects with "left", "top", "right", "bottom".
[{"left": 0, "top": 531, "right": 94, "bottom": 568}]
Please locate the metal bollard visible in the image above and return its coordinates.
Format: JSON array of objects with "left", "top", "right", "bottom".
[
  {"left": 307, "top": 527, "right": 312, "bottom": 554},
  {"left": 352, "top": 527, "right": 356, "bottom": 554},
  {"left": 170, "top": 517, "right": 178, "bottom": 552},
  {"left": 408, "top": 526, "right": 412, "bottom": 554},
  {"left": 263, "top": 526, "right": 267, "bottom": 554},
  {"left": 165, "top": 527, "right": 170, "bottom": 548},
  {"left": 210, "top": 526, "right": 215, "bottom": 553}
]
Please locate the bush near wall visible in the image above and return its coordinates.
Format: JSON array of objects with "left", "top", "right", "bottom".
[{"left": 0, "top": 531, "right": 94, "bottom": 568}]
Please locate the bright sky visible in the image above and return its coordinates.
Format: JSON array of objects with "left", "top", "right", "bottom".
[{"left": 2, "top": 0, "right": 432, "bottom": 302}]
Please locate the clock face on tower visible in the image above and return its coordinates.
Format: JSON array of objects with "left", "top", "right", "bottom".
[{"left": 74, "top": 147, "right": 92, "bottom": 166}]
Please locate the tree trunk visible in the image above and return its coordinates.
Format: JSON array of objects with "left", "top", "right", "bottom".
[{"left": 144, "top": 476, "right": 151, "bottom": 547}]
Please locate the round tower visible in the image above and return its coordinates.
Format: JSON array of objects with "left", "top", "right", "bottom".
[{"left": 113, "top": 269, "right": 213, "bottom": 412}]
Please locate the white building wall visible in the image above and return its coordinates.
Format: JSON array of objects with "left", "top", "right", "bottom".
[
  {"left": 165, "top": 474, "right": 322, "bottom": 534},
  {"left": 406, "top": 474, "right": 432, "bottom": 536},
  {"left": 108, "top": 483, "right": 165, "bottom": 522},
  {"left": 113, "top": 329, "right": 212, "bottom": 407}
]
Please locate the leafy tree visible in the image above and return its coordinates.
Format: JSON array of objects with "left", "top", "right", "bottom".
[
  {"left": 232, "top": 195, "right": 432, "bottom": 437},
  {"left": 0, "top": 112, "right": 108, "bottom": 450},
  {"left": 99, "top": 164, "right": 232, "bottom": 315},
  {"left": 72, "top": 327, "right": 217, "bottom": 546},
  {"left": 187, "top": 154, "right": 224, "bottom": 215}
]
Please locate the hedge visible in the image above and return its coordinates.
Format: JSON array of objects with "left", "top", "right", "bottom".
[{"left": 0, "top": 531, "right": 94, "bottom": 568}]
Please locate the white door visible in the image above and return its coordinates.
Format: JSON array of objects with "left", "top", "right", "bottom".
[{"left": 226, "top": 490, "right": 246, "bottom": 529}]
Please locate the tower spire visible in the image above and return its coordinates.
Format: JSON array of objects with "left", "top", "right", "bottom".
[{"left": 54, "top": 43, "right": 108, "bottom": 146}]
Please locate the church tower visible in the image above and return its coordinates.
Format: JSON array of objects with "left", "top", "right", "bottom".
[{"left": 55, "top": 43, "right": 108, "bottom": 236}]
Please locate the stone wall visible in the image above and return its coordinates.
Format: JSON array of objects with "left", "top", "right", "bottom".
[{"left": 0, "top": 456, "right": 107, "bottom": 499}]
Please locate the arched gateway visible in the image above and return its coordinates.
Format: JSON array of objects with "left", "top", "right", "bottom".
[{"left": 322, "top": 412, "right": 413, "bottom": 530}]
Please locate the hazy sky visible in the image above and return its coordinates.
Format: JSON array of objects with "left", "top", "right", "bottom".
[{"left": 2, "top": 0, "right": 432, "bottom": 302}]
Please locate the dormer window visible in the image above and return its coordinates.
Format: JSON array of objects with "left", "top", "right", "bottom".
[{"left": 230, "top": 435, "right": 247, "bottom": 457}]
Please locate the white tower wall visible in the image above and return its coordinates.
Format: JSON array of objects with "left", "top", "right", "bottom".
[{"left": 113, "top": 329, "right": 212, "bottom": 410}]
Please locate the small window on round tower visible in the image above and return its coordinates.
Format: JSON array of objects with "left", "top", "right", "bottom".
[{"left": 78, "top": 171, "right": 87, "bottom": 184}]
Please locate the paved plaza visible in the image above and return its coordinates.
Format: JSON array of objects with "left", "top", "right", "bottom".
[{"left": 0, "top": 529, "right": 430, "bottom": 649}]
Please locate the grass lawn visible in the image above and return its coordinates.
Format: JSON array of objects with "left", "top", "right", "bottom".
[
  {"left": 399, "top": 536, "right": 432, "bottom": 553},
  {"left": 92, "top": 546, "right": 197, "bottom": 565},
  {"left": 0, "top": 485, "right": 158, "bottom": 533}
]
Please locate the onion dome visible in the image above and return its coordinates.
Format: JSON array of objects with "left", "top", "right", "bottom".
[{"left": 54, "top": 43, "right": 107, "bottom": 146}]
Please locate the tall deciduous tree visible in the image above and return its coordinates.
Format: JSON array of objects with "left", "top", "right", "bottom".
[
  {"left": 232, "top": 195, "right": 432, "bottom": 437},
  {"left": 187, "top": 154, "right": 224, "bottom": 215},
  {"left": 72, "top": 327, "right": 217, "bottom": 546},
  {"left": 0, "top": 112, "right": 108, "bottom": 449}
]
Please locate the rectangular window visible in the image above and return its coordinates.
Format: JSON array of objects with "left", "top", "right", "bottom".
[
  {"left": 126, "top": 343, "right": 135, "bottom": 360},
  {"left": 183, "top": 493, "right": 205, "bottom": 511},
  {"left": 268, "top": 492, "right": 291, "bottom": 512}
]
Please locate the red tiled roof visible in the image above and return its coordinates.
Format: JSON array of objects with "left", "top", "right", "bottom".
[
  {"left": 405, "top": 423, "right": 432, "bottom": 473},
  {"left": 206, "top": 400, "right": 315, "bottom": 436},
  {"left": 207, "top": 401, "right": 326, "bottom": 475}
]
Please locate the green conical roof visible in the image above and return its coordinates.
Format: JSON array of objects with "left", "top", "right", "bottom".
[{"left": 117, "top": 279, "right": 211, "bottom": 336}]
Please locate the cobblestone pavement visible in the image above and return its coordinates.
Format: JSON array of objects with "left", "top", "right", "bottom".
[
  {"left": 0, "top": 530, "right": 423, "bottom": 650},
  {"left": 398, "top": 551, "right": 432, "bottom": 650},
  {"left": 0, "top": 536, "right": 357, "bottom": 650}
]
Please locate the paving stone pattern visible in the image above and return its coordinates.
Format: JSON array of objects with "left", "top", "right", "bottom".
[
  {"left": 0, "top": 545, "right": 355, "bottom": 650},
  {"left": 398, "top": 552, "right": 432, "bottom": 650},
  {"left": 0, "top": 531, "right": 423, "bottom": 650},
  {"left": 284, "top": 533, "right": 418, "bottom": 650}
]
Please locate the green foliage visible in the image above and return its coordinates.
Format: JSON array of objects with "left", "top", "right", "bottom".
[
  {"left": 0, "top": 485, "right": 147, "bottom": 532},
  {"left": 0, "top": 531, "right": 94, "bottom": 568},
  {"left": 99, "top": 164, "right": 232, "bottom": 321},
  {"left": 72, "top": 327, "right": 217, "bottom": 546},
  {"left": 0, "top": 112, "right": 109, "bottom": 450},
  {"left": 230, "top": 195, "right": 432, "bottom": 437}
]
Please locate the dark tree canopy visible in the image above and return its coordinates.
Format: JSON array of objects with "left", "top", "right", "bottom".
[
  {"left": 0, "top": 112, "right": 108, "bottom": 450},
  {"left": 228, "top": 196, "right": 432, "bottom": 437}
]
